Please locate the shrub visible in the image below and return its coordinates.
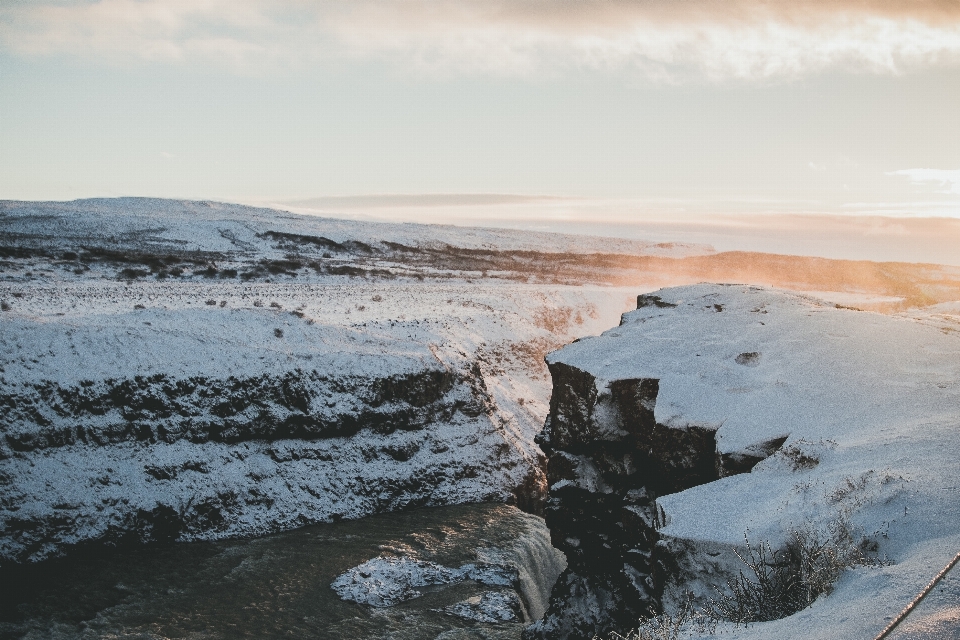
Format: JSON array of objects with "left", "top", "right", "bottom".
[
  {"left": 705, "top": 535, "right": 797, "bottom": 623},
  {"left": 118, "top": 267, "right": 148, "bottom": 280},
  {"left": 706, "top": 515, "right": 884, "bottom": 624},
  {"left": 599, "top": 595, "right": 714, "bottom": 640},
  {"left": 610, "top": 511, "right": 888, "bottom": 639},
  {"left": 777, "top": 439, "right": 830, "bottom": 471}
]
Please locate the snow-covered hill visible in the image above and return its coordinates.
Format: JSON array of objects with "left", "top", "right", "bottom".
[
  {"left": 0, "top": 198, "right": 647, "bottom": 563},
  {"left": 529, "top": 284, "right": 960, "bottom": 639}
]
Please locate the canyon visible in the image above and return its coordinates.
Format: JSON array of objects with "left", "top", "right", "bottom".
[{"left": 3, "top": 199, "right": 960, "bottom": 638}]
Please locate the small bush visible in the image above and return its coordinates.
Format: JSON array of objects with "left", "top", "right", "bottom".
[
  {"left": 118, "top": 267, "right": 148, "bottom": 280},
  {"left": 599, "top": 595, "right": 714, "bottom": 640},
  {"left": 706, "top": 515, "right": 884, "bottom": 624},
  {"left": 706, "top": 536, "right": 796, "bottom": 623},
  {"left": 781, "top": 445, "right": 819, "bottom": 471}
]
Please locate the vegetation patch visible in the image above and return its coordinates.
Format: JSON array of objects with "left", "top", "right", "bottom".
[{"left": 705, "top": 517, "right": 885, "bottom": 625}]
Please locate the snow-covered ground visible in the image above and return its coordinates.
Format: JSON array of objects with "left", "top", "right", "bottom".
[
  {"left": 0, "top": 280, "right": 636, "bottom": 552},
  {"left": 3, "top": 198, "right": 960, "bottom": 638},
  {"left": 0, "top": 198, "right": 645, "bottom": 562},
  {"left": 0, "top": 197, "right": 711, "bottom": 271},
  {"left": 545, "top": 284, "right": 960, "bottom": 639}
]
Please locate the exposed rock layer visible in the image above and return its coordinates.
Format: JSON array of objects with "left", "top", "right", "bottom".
[
  {"left": 0, "top": 353, "right": 545, "bottom": 564},
  {"left": 525, "top": 360, "right": 722, "bottom": 639},
  {"left": 526, "top": 284, "right": 960, "bottom": 640},
  {"left": 2, "top": 368, "right": 473, "bottom": 453}
]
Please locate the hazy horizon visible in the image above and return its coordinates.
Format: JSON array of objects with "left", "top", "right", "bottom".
[
  {"left": 2, "top": 1, "right": 959, "bottom": 222},
  {"left": 6, "top": 193, "right": 960, "bottom": 267}
]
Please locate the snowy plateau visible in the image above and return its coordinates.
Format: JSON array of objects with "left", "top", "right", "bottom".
[
  {"left": 528, "top": 285, "right": 960, "bottom": 640},
  {"left": 1, "top": 198, "right": 960, "bottom": 639}
]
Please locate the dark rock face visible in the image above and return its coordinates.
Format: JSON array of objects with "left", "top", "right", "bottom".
[
  {"left": 526, "top": 292, "right": 805, "bottom": 639},
  {"left": 526, "top": 361, "right": 713, "bottom": 639},
  {"left": 0, "top": 360, "right": 542, "bottom": 564},
  {"left": 525, "top": 366, "right": 724, "bottom": 638},
  {"left": 635, "top": 294, "right": 677, "bottom": 310},
  {"left": 1, "top": 368, "right": 469, "bottom": 454}
]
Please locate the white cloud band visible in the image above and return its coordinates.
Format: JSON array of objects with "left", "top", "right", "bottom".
[
  {"left": 889, "top": 169, "right": 960, "bottom": 195},
  {"left": 3, "top": 0, "right": 960, "bottom": 80}
]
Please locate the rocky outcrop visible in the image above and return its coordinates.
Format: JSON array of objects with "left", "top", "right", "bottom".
[
  {"left": 525, "top": 288, "right": 803, "bottom": 639},
  {"left": 527, "top": 284, "right": 960, "bottom": 639},
  {"left": 0, "top": 319, "right": 542, "bottom": 564},
  {"left": 524, "top": 363, "right": 721, "bottom": 639},
  {"left": 1, "top": 367, "right": 474, "bottom": 454}
]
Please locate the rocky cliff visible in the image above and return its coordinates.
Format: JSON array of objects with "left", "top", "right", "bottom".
[
  {"left": 526, "top": 284, "right": 960, "bottom": 639},
  {"left": 524, "top": 341, "right": 721, "bottom": 638},
  {"left": 0, "top": 312, "right": 540, "bottom": 563},
  {"left": 0, "top": 199, "right": 649, "bottom": 565}
]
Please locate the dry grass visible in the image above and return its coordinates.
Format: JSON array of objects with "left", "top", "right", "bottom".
[
  {"left": 707, "top": 515, "right": 885, "bottom": 624},
  {"left": 603, "top": 511, "right": 887, "bottom": 640}
]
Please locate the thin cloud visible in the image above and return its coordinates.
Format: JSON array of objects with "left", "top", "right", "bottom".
[
  {"left": 2, "top": 1, "right": 960, "bottom": 80},
  {"left": 889, "top": 169, "right": 960, "bottom": 195}
]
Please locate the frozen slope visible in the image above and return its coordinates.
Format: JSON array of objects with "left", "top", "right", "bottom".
[
  {"left": 0, "top": 198, "right": 654, "bottom": 563},
  {"left": 0, "top": 197, "right": 710, "bottom": 261},
  {"left": 0, "top": 280, "right": 641, "bottom": 563},
  {"left": 533, "top": 284, "right": 960, "bottom": 639}
]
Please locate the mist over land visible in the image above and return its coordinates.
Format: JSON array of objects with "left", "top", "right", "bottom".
[{"left": 270, "top": 195, "right": 960, "bottom": 267}]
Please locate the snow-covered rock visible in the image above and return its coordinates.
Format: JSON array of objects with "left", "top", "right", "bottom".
[
  {"left": 332, "top": 556, "right": 518, "bottom": 607},
  {"left": 0, "top": 198, "right": 641, "bottom": 564},
  {"left": 332, "top": 556, "right": 471, "bottom": 607},
  {"left": 328, "top": 506, "right": 566, "bottom": 628},
  {"left": 441, "top": 591, "right": 524, "bottom": 623},
  {"left": 527, "top": 284, "right": 960, "bottom": 639}
]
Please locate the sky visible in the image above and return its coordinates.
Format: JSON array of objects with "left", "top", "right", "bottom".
[{"left": 2, "top": 0, "right": 960, "bottom": 221}]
